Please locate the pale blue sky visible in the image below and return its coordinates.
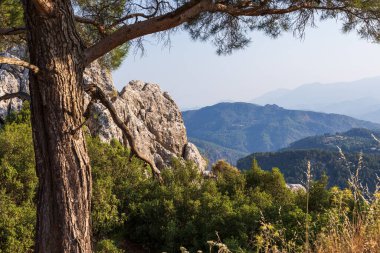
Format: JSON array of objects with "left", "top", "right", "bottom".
[{"left": 112, "top": 19, "right": 380, "bottom": 110}]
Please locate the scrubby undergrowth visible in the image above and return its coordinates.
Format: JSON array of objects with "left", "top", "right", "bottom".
[{"left": 0, "top": 105, "right": 379, "bottom": 252}]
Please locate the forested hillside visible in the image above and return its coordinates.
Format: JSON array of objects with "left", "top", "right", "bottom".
[
  {"left": 285, "top": 128, "right": 380, "bottom": 153},
  {"left": 183, "top": 102, "right": 380, "bottom": 164},
  {"left": 189, "top": 137, "right": 250, "bottom": 165},
  {"left": 237, "top": 150, "right": 380, "bottom": 191},
  {"left": 237, "top": 128, "right": 380, "bottom": 191}
]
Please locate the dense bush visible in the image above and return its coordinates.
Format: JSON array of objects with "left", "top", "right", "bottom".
[{"left": 0, "top": 103, "right": 36, "bottom": 252}]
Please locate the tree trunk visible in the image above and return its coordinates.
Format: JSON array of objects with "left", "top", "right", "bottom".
[{"left": 23, "top": 1, "right": 92, "bottom": 252}]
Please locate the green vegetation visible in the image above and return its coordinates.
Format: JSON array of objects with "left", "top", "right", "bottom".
[
  {"left": 238, "top": 149, "right": 380, "bottom": 191},
  {"left": 237, "top": 128, "right": 380, "bottom": 191},
  {"left": 0, "top": 103, "right": 36, "bottom": 252},
  {"left": 1, "top": 106, "right": 380, "bottom": 252},
  {"left": 0, "top": 0, "right": 24, "bottom": 51},
  {"left": 285, "top": 128, "right": 380, "bottom": 153},
  {"left": 0, "top": 0, "right": 128, "bottom": 69}
]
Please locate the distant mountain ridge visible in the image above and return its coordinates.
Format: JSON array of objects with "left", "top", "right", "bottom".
[
  {"left": 252, "top": 76, "right": 380, "bottom": 123},
  {"left": 182, "top": 102, "right": 380, "bottom": 165}
]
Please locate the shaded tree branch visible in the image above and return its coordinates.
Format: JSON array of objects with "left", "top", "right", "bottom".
[
  {"left": 0, "top": 57, "right": 39, "bottom": 74},
  {"left": 108, "top": 11, "right": 157, "bottom": 28},
  {"left": 0, "top": 92, "right": 30, "bottom": 101},
  {"left": 0, "top": 27, "right": 26, "bottom": 35},
  {"left": 84, "top": 84, "right": 162, "bottom": 180},
  {"left": 74, "top": 15, "right": 107, "bottom": 35},
  {"left": 210, "top": 3, "right": 303, "bottom": 16},
  {"left": 85, "top": 0, "right": 211, "bottom": 65},
  {"left": 67, "top": 100, "right": 95, "bottom": 135},
  {"left": 107, "top": 0, "right": 161, "bottom": 29},
  {"left": 85, "top": 0, "right": 358, "bottom": 65}
]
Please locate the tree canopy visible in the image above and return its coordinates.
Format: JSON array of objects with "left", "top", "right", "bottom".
[{"left": 1, "top": 0, "right": 380, "bottom": 66}]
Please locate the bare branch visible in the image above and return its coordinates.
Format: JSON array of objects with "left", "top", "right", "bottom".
[
  {"left": 85, "top": 84, "right": 162, "bottom": 180},
  {"left": 210, "top": 3, "right": 302, "bottom": 16},
  {"left": 0, "top": 27, "right": 26, "bottom": 35},
  {"left": 0, "top": 92, "right": 30, "bottom": 102},
  {"left": 107, "top": 0, "right": 161, "bottom": 29},
  {"left": 108, "top": 12, "right": 157, "bottom": 28},
  {"left": 74, "top": 15, "right": 106, "bottom": 35},
  {"left": 0, "top": 57, "right": 39, "bottom": 74}
]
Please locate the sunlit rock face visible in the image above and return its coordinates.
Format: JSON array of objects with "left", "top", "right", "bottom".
[
  {"left": 0, "top": 50, "right": 206, "bottom": 171},
  {"left": 0, "top": 51, "right": 29, "bottom": 122},
  {"left": 286, "top": 184, "right": 306, "bottom": 192}
]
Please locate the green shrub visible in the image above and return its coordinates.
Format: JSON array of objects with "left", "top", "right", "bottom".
[{"left": 96, "top": 239, "right": 124, "bottom": 253}]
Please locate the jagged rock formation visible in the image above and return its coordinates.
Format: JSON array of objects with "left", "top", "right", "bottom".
[
  {"left": 286, "top": 184, "right": 306, "bottom": 192},
  {"left": 0, "top": 51, "right": 207, "bottom": 171},
  {"left": 0, "top": 52, "right": 29, "bottom": 123},
  {"left": 183, "top": 142, "right": 208, "bottom": 171}
]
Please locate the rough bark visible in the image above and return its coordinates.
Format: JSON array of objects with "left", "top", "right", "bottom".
[{"left": 23, "top": 0, "right": 92, "bottom": 252}]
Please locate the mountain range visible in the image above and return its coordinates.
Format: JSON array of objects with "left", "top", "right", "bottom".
[
  {"left": 251, "top": 76, "right": 380, "bottom": 123},
  {"left": 182, "top": 102, "right": 380, "bottom": 165}
]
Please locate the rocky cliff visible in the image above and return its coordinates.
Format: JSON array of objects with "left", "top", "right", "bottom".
[
  {"left": 0, "top": 51, "right": 206, "bottom": 171},
  {"left": 0, "top": 51, "right": 29, "bottom": 123}
]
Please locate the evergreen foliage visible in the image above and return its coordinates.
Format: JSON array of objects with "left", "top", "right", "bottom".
[
  {"left": 238, "top": 149, "right": 380, "bottom": 191},
  {"left": 0, "top": 0, "right": 24, "bottom": 50},
  {"left": 0, "top": 107, "right": 377, "bottom": 252}
]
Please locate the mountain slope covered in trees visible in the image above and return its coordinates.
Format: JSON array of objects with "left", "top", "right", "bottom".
[
  {"left": 237, "top": 128, "right": 380, "bottom": 190},
  {"left": 284, "top": 128, "right": 380, "bottom": 153},
  {"left": 183, "top": 102, "right": 380, "bottom": 164}
]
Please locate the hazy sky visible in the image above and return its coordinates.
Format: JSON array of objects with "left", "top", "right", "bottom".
[{"left": 112, "top": 19, "right": 380, "bottom": 110}]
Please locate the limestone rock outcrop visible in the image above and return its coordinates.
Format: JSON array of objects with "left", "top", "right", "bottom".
[
  {"left": 183, "top": 142, "right": 208, "bottom": 171},
  {"left": 0, "top": 51, "right": 207, "bottom": 171},
  {"left": 286, "top": 184, "right": 306, "bottom": 192},
  {"left": 0, "top": 52, "right": 29, "bottom": 122}
]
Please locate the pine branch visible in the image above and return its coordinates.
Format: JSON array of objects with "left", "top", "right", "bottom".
[
  {"left": 0, "top": 92, "right": 30, "bottom": 102},
  {"left": 0, "top": 57, "right": 39, "bottom": 74},
  {"left": 84, "top": 0, "right": 210, "bottom": 65},
  {"left": 74, "top": 16, "right": 106, "bottom": 35},
  {"left": 84, "top": 0, "right": 353, "bottom": 65},
  {"left": 0, "top": 27, "right": 26, "bottom": 35}
]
